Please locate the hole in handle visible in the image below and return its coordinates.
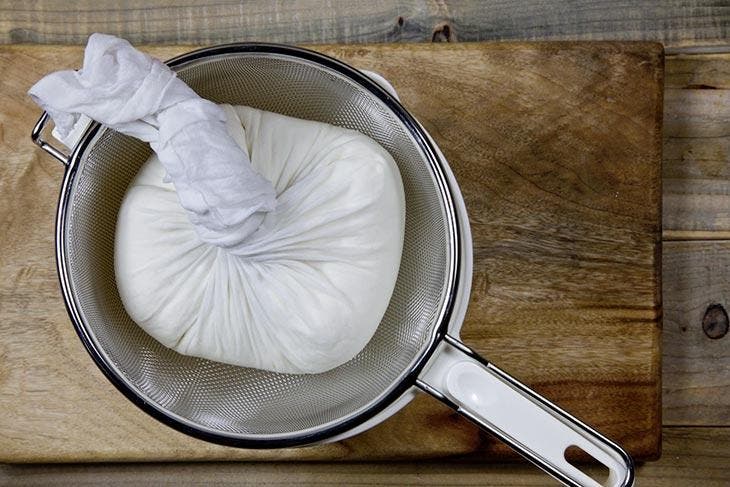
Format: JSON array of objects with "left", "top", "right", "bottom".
[{"left": 564, "top": 445, "right": 611, "bottom": 486}]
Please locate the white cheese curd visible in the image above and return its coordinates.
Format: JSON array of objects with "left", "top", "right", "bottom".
[{"left": 115, "top": 105, "right": 405, "bottom": 374}]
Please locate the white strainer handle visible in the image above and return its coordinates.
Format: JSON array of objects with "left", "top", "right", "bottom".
[{"left": 417, "top": 336, "right": 635, "bottom": 487}]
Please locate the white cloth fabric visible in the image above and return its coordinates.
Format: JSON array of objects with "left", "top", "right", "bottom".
[
  {"left": 28, "top": 34, "right": 406, "bottom": 374},
  {"left": 115, "top": 105, "right": 405, "bottom": 373},
  {"left": 28, "top": 33, "right": 276, "bottom": 247}
]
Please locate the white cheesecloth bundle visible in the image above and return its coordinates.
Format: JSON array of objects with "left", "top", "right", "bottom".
[{"left": 29, "top": 34, "right": 405, "bottom": 374}]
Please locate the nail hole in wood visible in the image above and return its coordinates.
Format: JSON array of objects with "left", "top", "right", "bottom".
[
  {"left": 397, "top": 16, "right": 404, "bottom": 27},
  {"left": 702, "top": 304, "right": 729, "bottom": 339},
  {"left": 431, "top": 23, "right": 452, "bottom": 42}
]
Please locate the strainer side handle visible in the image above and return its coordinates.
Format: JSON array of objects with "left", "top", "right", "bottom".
[
  {"left": 416, "top": 335, "right": 635, "bottom": 487},
  {"left": 31, "top": 111, "right": 70, "bottom": 165}
]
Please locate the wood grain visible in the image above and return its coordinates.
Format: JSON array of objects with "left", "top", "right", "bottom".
[
  {"left": 0, "top": 42, "right": 662, "bottom": 462},
  {"left": 2, "top": 428, "right": 729, "bottom": 487},
  {"left": 0, "top": 1, "right": 727, "bottom": 48},
  {"left": 663, "top": 53, "right": 730, "bottom": 239},
  {"left": 663, "top": 241, "right": 730, "bottom": 425}
]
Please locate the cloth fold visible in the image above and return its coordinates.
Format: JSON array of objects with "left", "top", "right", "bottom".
[{"left": 28, "top": 33, "right": 277, "bottom": 248}]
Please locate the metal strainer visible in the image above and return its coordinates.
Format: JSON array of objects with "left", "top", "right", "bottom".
[{"left": 32, "top": 44, "right": 634, "bottom": 487}]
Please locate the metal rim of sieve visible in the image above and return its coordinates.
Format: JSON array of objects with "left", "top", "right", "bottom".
[{"left": 52, "top": 43, "right": 463, "bottom": 448}]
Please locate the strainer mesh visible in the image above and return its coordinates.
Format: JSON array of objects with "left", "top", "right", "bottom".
[{"left": 64, "top": 51, "right": 452, "bottom": 438}]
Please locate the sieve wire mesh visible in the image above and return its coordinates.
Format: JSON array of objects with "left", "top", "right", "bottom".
[{"left": 62, "top": 50, "right": 454, "bottom": 439}]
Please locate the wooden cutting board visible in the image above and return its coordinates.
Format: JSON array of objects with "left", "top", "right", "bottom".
[{"left": 0, "top": 42, "right": 662, "bottom": 463}]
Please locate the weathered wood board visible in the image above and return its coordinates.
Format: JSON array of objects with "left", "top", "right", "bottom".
[
  {"left": 0, "top": 42, "right": 662, "bottom": 462},
  {"left": 663, "top": 241, "right": 730, "bottom": 425},
  {"left": 3, "top": 428, "right": 729, "bottom": 487},
  {"left": 0, "top": 1, "right": 725, "bottom": 48},
  {"left": 663, "top": 53, "right": 730, "bottom": 240}
]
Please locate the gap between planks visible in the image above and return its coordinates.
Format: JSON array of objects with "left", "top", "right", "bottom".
[
  {"left": 666, "top": 45, "right": 730, "bottom": 55},
  {"left": 663, "top": 232, "right": 730, "bottom": 241}
]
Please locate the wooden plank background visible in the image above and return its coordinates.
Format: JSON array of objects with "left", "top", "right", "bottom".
[
  {"left": 0, "top": 0, "right": 726, "bottom": 48},
  {"left": 1, "top": 1, "right": 730, "bottom": 485},
  {"left": 2, "top": 428, "right": 729, "bottom": 487}
]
